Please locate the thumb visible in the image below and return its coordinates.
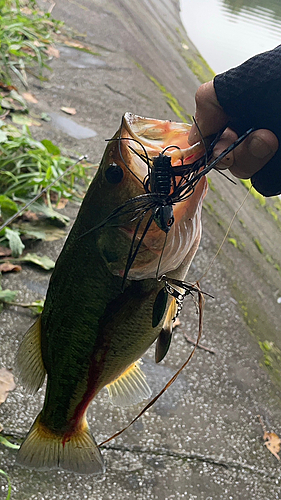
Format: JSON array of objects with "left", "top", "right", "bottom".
[{"left": 188, "top": 81, "right": 229, "bottom": 144}]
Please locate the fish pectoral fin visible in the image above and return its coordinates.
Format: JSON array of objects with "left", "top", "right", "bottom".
[
  {"left": 155, "top": 297, "right": 177, "bottom": 363},
  {"left": 152, "top": 286, "right": 168, "bottom": 328},
  {"left": 15, "top": 315, "right": 46, "bottom": 394},
  {"left": 16, "top": 413, "right": 105, "bottom": 475},
  {"left": 106, "top": 360, "right": 152, "bottom": 407}
]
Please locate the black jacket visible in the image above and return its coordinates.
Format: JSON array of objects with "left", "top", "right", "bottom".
[{"left": 214, "top": 45, "right": 281, "bottom": 196}]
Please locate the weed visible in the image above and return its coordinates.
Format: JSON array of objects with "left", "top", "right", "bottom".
[
  {"left": 0, "top": 121, "right": 91, "bottom": 253},
  {"left": 0, "top": 0, "right": 62, "bottom": 87},
  {"left": 0, "top": 469, "right": 11, "bottom": 500}
]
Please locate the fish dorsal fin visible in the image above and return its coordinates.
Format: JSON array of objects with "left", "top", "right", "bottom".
[
  {"left": 106, "top": 360, "right": 152, "bottom": 407},
  {"left": 15, "top": 316, "right": 46, "bottom": 394},
  {"left": 155, "top": 298, "right": 177, "bottom": 363}
]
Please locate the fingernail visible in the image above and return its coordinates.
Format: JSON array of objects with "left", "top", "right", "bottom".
[{"left": 249, "top": 136, "right": 274, "bottom": 159}]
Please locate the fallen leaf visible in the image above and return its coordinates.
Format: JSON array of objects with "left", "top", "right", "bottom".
[
  {"left": 0, "top": 130, "right": 7, "bottom": 143},
  {"left": 0, "top": 247, "right": 12, "bottom": 258},
  {"left": 0, "top": 287, "right": 18, "bottom": 304},
  {"left": 61, "top": 106, "right": 76, "bottom": 115},
  {"left": 0, "top": 368, "right": 16, "bottom": 405},
  {"left": 0, "top": 262, "right": 22, "bottom": 273},
  {"left": 33, "top": 40, "right": 43, "bottom": 48},
  {"left": 12, "top": 114, "right": 41, "bottom": 127},
  {"left": 41, "top": 112, "right": 51, "bottom": 122},
  {"left": 21, "top": 211, "right": 39, "bottom": 222},
  {"left": 5, "top": 227, "right": 25, "bottom": 257},
  {"left": 22, "top": 92, "right": 38, "bottom": 104},
  {"left": 20, "top": 6, "right": 33, "bottom": 15},
  {"left": 45, "top": 45, "right": 60, "bottom": 58},
  {"left": 1, "top": 97, "right": 25, "bottom": 112},
  {"left": 20, "top": 253, "right": 55, "bottom": 270},
  {"left": 0, "top": 110, "right": 10, "bottom": 120},
  {"left": 264, "top": 431, "right": 281, "bottom": 460},
  {"left": 56, "top": 198, "right": 69, "bottom": 209},
  {"left": 0, "top": 82, "right": 18, "bottom": 92}
]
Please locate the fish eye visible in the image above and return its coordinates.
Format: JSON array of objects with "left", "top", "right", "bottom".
[{"left": 105, "top": 163, "right": 124, "bottom": 184}]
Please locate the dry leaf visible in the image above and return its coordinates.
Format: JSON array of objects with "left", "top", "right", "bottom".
[
  {"left": 55, "top": 198, "right": 69, "bottom": 209},
  {"left": 264, "top": 431, "right": 281, "bottom": 460},
  {"left": 22, "top": 92, "right": 38, "bottom": 104},
  {"left": 61, "top": 106, "right": 76, "bottom": 115},
  {"left": 12, "top": 114, "right": 41, "bottom": 127},
  {"left": 0, "top": 82, "right": 18, "bottom": 92},
  {"left": 0, "top": 262, "right": 22, "bottom": 273},
  {"left": 21, "top": 210, "right": 39, "bottom": 222},
  {"left": 63, "top": 40, "right": 87, "bottom": 49},
  {"left": 33, "top": 40, "right": 43, "bottom": 47},
  {"left": 0, "top": 246, "right": 12, "bottom": 258},
  {"left": 0, "top": 368, "right": 16, "bottom": 405},
  {"left": 46, "top": 46, "right": 60, "bottom": 58},
  {"left": 20, "top": 6, "right": 33, "bottom": 15}
]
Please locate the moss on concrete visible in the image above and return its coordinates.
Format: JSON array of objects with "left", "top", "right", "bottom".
[{"left": 134, "top": 61, "right": 192, "bottom": 122}]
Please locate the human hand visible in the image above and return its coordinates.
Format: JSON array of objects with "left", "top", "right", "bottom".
[{"left": 188, "top": 81, "right": 279, "bottom": 179}]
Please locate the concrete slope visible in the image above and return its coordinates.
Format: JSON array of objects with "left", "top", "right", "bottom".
[{"left": 0, "top": 1, "right": 281, "bottom": 499}]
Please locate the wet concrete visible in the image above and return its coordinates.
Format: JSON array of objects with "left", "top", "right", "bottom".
[
  {"left": 48, "top": 112, "right": 97, "bottom": 139},
  {"left": 1, "top": 0, "right": 281, "bottom": 499}
]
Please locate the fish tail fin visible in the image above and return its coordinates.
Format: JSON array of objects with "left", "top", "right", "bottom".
[{"left": 16, "top": 414, "right": 105, "bottom": 475}]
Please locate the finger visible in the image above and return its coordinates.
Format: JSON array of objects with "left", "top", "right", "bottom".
[
  {"left": 228, "top": 129, "right": 279, "bottom": 179},
  {"left": 188, "top": 81, "right": 229, "bottom": 145},
  {"left": 212, "top": 129, "right": 238, "bottom": 169}
]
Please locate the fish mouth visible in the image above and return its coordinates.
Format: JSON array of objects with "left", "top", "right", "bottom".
[{"left": 105, "top": 113, "right": 208, "bottom": 280}]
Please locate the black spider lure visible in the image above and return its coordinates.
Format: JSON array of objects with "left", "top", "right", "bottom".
[{"left": 80, "top": 122, "right": 254, "bottom": 289}]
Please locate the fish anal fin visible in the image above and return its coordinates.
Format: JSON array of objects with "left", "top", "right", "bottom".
[
  {"left": 155, "top": 298, "right": 177, "bottom": 363},
  {"left": 106, "top": 360, "right": 152, "bottom": 407},
  {"left": 16, "top": 414, "right": 105, "bottom": 475},
  {"left": 15, "top": 316, "right": 46, "bottom": 394}
]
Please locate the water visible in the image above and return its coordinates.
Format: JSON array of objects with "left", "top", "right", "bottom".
[{"left": 180, "top": 0, "right": 281, "bottom": 73}]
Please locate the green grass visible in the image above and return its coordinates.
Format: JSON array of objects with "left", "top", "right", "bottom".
[
  {"left": 0, "top": 0, "right": 62, "bottom": 87},
  {"left": 0, "top": 121, "right": 91, "bottom": 254}
]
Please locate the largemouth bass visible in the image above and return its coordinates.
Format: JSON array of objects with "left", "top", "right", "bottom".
[{"left": 15, "top": 113, "right": 207, "bottom": 475}]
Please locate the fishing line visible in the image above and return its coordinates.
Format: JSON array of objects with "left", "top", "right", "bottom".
[
  {"left": 98, "top": 286, "right": 204, "bottom": 448},
  {"left": 0, "top": 155, "right": 88, "bottom": 232},
  {"left": 198, "top": 187, "right": 252, "bottom": 282}
]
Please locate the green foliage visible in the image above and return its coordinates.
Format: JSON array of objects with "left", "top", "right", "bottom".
[
  {"left": 0, "top": 281, "right": 18, "bottom": 312},
  {"left": 0, "top": 468, "right": 11, "bottom": 500},
  {"left": 0, "top": 121, "right": 91, "bottom": 251},
  {"left": 0, "top": 436, "right": 20, "bottom": 450},
  {"left": 0, "top": 0, "right": 62, "bottom": 87}
]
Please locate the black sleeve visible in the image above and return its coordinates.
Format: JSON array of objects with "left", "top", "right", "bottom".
[{"left": 214, "top": 45, "right": 281, "bottom": 196}]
